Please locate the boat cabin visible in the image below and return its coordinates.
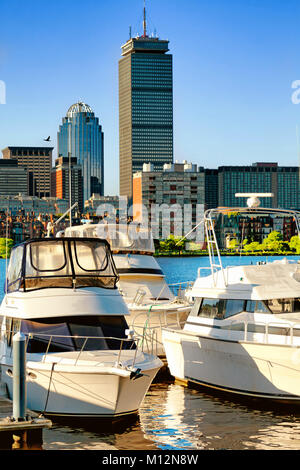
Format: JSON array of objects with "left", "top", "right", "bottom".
[
  {"left": 5, "top": 237, "right": 119, "bottom": 293},
  {"left": 65, "top": 224, "right": 155, "bottom": 255}
]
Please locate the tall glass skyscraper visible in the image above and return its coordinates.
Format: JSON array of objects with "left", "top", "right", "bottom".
[
  {"left": 57, "top": 102, "right": 104, "bottom": 205},
  {"left": 119, "top": 20, "right": 173, "bottom": 201}
]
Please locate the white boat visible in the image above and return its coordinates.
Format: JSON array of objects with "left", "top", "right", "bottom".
[
  {"left": 162, "top": 201, "right": 300, "bottom": 403},
  {"left": 0, "top": 237, "right": 162, "bottom": 417},
  {"left": 64, "top": 224, "right": 192, "bottom": 357}
]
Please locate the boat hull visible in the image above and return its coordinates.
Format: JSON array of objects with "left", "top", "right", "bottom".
[
  {"left": 162, "top": 329, "right": 300, "bottom": 402},
  {"left": 1, "top": 361, "right": 161, "bottom": 417}
]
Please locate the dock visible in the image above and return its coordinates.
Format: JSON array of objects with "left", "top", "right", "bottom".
[{"left": 0, "top": 383, "right": 52, "bottom": 449}]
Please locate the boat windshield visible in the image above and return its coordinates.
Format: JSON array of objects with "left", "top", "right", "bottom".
[
  {"left": 6, "top": 238, "right": 118, "bottom": 293},
  {"left": 6, "top": 315, "right": 135, "bottom": 352},
  {"left": 65, "top": 224, "right": 155, "bottom": 254}
]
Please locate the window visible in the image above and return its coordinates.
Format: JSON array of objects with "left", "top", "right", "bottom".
[
  {"left": 246, "top": 300, "right": 269, "bottom": 313},
  {"left": 266, "top": 298, "right": 300, "bottom": 314},
  {"left": 20, "top": 315, "right": 134, "bottom": 353},
  {"left": 225, "top": 300, "right": 245, "bottom": 318},
  {"left": 199, "top": 298, "right": 226, "bottom": 319}
]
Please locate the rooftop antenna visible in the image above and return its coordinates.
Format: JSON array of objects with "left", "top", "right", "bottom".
[
  {"left": 143, "top": 0, "right": 147, "bottom": 37},
  {"left": 296, "top": 125, "right": 300, "bottom": 183},
  {"left": 129, "top": 25, "right": 132, "bottom": 39}
]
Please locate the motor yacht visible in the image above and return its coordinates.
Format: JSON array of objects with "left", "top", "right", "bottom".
[
  {"left": 0, "top": 237, "right": 162, "bottom": 417},
  {"left": 64, "top": 224, "right": 191, "bottom": 357},
  {"left": 162, "top": 200, "right": 300, "bottom": 403}
]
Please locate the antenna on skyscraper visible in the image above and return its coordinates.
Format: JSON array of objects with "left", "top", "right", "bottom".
[
  {"left": 143, "top": 0, "right": 147, "bottom": 37},
  {"left": 129, "top": 25, "right": 132, "bottom": 39},
  {"left": 297, "top": 125, "right": 300, "bottom": 183}
]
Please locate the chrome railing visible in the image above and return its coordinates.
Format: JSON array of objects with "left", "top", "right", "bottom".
[
  {"left": 131, "top": 308, "right": 189, "bottom": 354},
  {"left": 225, "top": 319, "right": 300, "bottom": 346},
  {"left": 7, "top": 330, "right": 158, "bottom": 367}
]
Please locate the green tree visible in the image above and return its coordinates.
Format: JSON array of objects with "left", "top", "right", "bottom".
[
  {"left": 159, "top": 235, "right": 186, "bottom": 254},
  {"left": 0, "top": 238, "right": 14, "bottom": 258},
  {"left": 243, "top": 241, "right": 263, "bottom": 253},
  {"left": 289, "top": 235, "right": 300, "bottom": 254},
  {"left": 261, "top": 231, "right": 283, "bottom": 252}
]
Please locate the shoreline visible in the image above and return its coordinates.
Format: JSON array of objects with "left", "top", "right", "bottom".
[{"left": 154, "top": 251, "right": 300, "bottom": 257}]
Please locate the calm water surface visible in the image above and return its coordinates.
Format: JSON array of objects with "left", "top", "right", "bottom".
[{"left": 2, "top": 255, "right": 300, "bottom": 450}]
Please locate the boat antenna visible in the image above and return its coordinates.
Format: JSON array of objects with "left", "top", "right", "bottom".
[{"left": 46, "top": 202, "right": 78, "bottom": 237}]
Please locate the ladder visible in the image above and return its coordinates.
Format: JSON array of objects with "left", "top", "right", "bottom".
[{"left": 204, "top": 211, "right": 227, "bottom": 287}]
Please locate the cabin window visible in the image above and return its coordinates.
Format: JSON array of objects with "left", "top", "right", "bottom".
[
  {"left": 19, "top": 315, "right": 135, "bottom": 353},
  {"left": 199, "top": 298, "right": 226, "bottom": 319},
  {"left": 197, "top": 298, "right": 246, "bottom": 319},
  {"left": 224, "top": 300, "right": 245, "bottom": 318},
  {"left": 266, "top": 298, "right": 300, "bottom": 314},
  {"left": 245, "top": 300, "right": 269, "bottom": 313},
  {"left": 6, "top": 245, "right": 24, "bottom": 292}
]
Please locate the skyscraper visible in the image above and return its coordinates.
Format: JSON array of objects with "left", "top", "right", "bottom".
[
  {"left": 119, "top": 7, "right": 173, "bottom": 201},
  {"left": 2, "top": 146, "right": 53, "bottom": 197},
  {"left": 51, "top": 156, "right": 83, "bottom": 213},
  {"left": 57, "top": 102, "right": 104, "bottom": 205}
]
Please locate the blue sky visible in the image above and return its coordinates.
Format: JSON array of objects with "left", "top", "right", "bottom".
[{"left": 1, "top": 0, "right": 300, "bottom": 194}]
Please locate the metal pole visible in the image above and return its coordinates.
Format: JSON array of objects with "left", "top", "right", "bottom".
[
  {"left": 12, "top": 332, "right": 27, "bottom": 421},
  {"left": 68, "top": 151, "right": 72, "bottom": 228}
]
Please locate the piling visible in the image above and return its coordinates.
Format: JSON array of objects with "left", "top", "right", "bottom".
[{"left": 12, "top": 332, "right": 27, "bottom": 421}]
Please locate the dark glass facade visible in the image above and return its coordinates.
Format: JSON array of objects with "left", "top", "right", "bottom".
[
  {"left": 217, "top": 163, "right": 300, "bottom": 209},
  {"left": 119, "top": 37, "right": 173, "bottom": 200},
  {"left": 57, "top": 102, "right": 104, "bottom": 205}
]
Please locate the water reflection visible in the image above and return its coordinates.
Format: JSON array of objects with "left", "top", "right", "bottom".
[{"left": 139, "top": 382, "right": 300, "bottom": 450}]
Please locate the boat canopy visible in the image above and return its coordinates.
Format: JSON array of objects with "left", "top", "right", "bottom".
[
  {"left": 191, "top": 260, "right": 300, "bottom": 301},
  {"left": 6, "top": 238, "right": 119, "bottom": 293},
  {"left": 65, "top": 224, "right": 155, "bottom": 254}
]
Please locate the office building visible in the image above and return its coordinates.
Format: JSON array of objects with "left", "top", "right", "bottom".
[
  {"left": 2, "top": 146, "right": 53, "bottom": 197},
  {"left": 0, "top": 159, "right": 28, "bottom": 196},
  {"left": 51, "top": 156, "right": 83, "bottom": 213},
  {"left": 0, "top": 195, "right": 68, "bottom": 216},
  {"left": 119, "top": 13, "right": 173, "bottom": 201},
  {"left": 217, "top": 162, "right": 300, "bottom": 209},
  {"left": 57, "top": 102, "right": 104, "bottom": 204},
  {"left": 133, "top": 160, "right": 205, "bottom": 239},
  {"left": 84, "top": 194, "right": 128, "bottom": 221}
]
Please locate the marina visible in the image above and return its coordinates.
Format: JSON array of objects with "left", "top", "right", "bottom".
[{"left": 3, "top": 254, "right": 300, "bottom": 450}]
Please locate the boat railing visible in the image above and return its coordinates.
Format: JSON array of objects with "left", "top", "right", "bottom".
[
  {"left": 9, "top": 331, "right": 158, "bottom": 368},
  {"left": 227, "top": 319, "right": 300, "bottom": 346},
  {"left": 167, "top": 281, "right": 194, "bottom": 300},
  {"left": 131, "top": 308, "right": 188, "bottom": 353}
]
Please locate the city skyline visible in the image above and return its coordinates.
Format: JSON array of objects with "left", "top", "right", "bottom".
[{"left": 1, "top": 0, "right": 300, "bottom": 196}]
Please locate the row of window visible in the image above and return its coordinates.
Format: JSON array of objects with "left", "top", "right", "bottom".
[{"left": 191, "top": 297, "right": 300, "bottom": 319}]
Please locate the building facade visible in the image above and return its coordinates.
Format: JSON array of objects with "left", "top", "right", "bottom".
[
  {"left": 0, "top": 195, "right": 68, "bottom": 216},
  {"left": 0, "top": 159, "right": 28, "bottom": 196},
  {"left": 2, "top": 146, "right": 53, "bottom": 197},
  {"left": 57, "top": 102, "right": 104, "bottom": 205},
  {"left": 51, "top": 156, "right": 83, "bottom": 213},
  {"left": 119, "top": 35, "right": 173, "bottom": 201},
  {"left": 133, "top": 161, "right": 205, "bottom": 239},
  {"left": 217, "top": 162, "right": 300, "bottom": 209}
]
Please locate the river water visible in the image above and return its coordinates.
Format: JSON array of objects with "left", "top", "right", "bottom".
[{"left": 2, "top": 255, "right": 300, "bottom": 451}]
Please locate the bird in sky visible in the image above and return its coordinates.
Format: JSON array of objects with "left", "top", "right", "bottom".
[{"left": 44, "top": 136, "right": 51, "bottom": 142}]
